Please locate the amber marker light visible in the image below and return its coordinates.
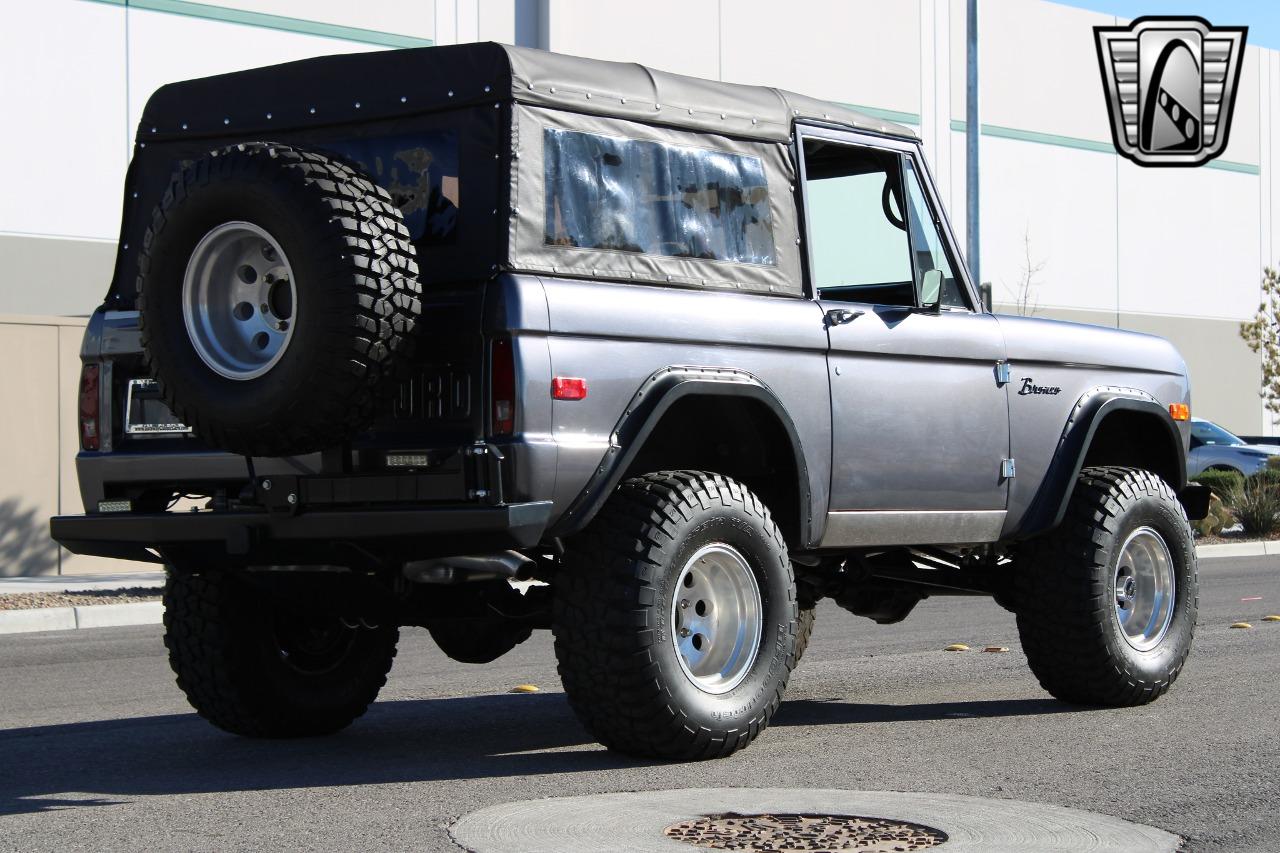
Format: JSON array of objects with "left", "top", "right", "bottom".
[{"left": 1169, "top": 403, "right": 1190, "bottom": 421}]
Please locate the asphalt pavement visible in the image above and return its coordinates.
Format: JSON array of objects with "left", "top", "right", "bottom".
[{"left": 1, "top": 556, "right": 1277, "bottom": 852}]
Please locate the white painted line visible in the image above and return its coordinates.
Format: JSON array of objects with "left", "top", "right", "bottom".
[{"left": 0, "top": 607, "right": 77, "bottom": 635}]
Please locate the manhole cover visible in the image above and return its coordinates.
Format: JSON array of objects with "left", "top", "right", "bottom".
[{"left": 664, "top": 812, "right": 947, "bottom": 852}]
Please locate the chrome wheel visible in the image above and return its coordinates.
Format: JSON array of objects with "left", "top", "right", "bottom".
[
  {"left": 182, "top": 221, "right": 296, "bottom": 380},
  {"left": 670, "top": 543, "right": 763, "bottom": 694},
  {"left": 1113, "top": 526, "right": 1176, "bottom": 652}
]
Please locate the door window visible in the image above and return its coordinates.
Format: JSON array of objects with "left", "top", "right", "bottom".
[
  {"left": 803, "top": 140, "right": 914, "bottom": 307},
  {"left": 902, "top": 157, "right": 967, "bottom": 309}
]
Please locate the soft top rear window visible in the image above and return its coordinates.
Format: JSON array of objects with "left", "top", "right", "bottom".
[{"left": 543, "top": 128, "right": 776, "bottom": 266}]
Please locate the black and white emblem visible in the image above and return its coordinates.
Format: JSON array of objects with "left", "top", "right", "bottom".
[{"left": 1094, "top": 17, "right": 1247, "bottom": 167}]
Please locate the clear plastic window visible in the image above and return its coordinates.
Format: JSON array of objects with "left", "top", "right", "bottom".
[{"left": 543, "top": 128, "right": 776, "bottom": 265}]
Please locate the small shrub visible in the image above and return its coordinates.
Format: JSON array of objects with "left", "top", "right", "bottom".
[
  {"left": 1252, "top": 466, "right": 1280, "bottom": 489},
  {"left": 1192, "top": 492, "right": 1233, "bottom": 537},
  {"left": 1267, "top": 454, "right": 1280, "bottom": 470},
  {"left": 1228, "top": 475, "right": 1280, "bottom": 537},
  {"left": 1192, "top": 468, "right": 1244, "bottom": 498}
]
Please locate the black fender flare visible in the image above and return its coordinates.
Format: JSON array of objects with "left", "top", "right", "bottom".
[
  {"left": 1016, "top": 388, "right": 1188, "bottom": 538},
  {"left": 548, "top": 366, "right": 817, "bottom": 545}
]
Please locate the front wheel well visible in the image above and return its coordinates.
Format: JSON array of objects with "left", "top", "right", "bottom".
[
  {"left": 1081, "top": 408, "right": 1183, "bottom": 489},
  {"left": 622, "top": 395, "right": 804, "bottom": 547}
]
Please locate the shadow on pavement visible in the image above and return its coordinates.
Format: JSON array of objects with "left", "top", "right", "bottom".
[
  {"left": 0, "top": 692, "right": 632, "bottom": 817},
  {"left": 773, "top": 697, "right": 1076, "bottom": 726},
  {"left": 2, "top": 693, "right": 1081, "bottom": 817}
]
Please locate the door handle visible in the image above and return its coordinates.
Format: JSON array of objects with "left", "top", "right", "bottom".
[{"left": 824, "top": 308, "right": 865, "bottom": 328}]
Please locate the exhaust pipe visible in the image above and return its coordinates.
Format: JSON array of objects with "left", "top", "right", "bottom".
[{"left": 403, "top": 550, "right": 536, "bottom": 584}]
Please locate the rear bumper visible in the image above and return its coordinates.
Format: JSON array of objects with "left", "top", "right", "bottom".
[{"left": 50, "top": 501, "right": 554, "bottom": 564}]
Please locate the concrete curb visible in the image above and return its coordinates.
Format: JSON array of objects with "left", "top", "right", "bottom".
[
  {"left": 0, "top": 601, "right": 163, "bottom": 635},
  {"left": 1196, "top": 541, "right": 1280, "bottom": 559}
]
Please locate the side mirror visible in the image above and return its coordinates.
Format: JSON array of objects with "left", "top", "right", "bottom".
[{"left": 920, "top": 269, "right": 943, "bottom": 311}]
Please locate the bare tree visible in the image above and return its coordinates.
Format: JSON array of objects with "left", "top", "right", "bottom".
[
  {"left": 1240, "top": 266, "right": 1280, "bottom": 422},
  {"left": 1002, "top": 227, "right": 1045, "bottom": 317}
]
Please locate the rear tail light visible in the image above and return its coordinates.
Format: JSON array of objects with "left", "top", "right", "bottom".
[
  {"left": 78, "top": 364, "right": 101, "bottom": 451},
  {"left": 491, "top": 338, "right": 515, "bottom": 436}
]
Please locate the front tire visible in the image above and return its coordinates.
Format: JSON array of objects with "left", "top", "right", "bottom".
[
  {"left": 163, "top": 568, "right": 398, "bottom": 737},
  {"left": 553, "top": 471, "right": 799, "bottom": 760},
  {"left": 1015, "top": 466, "right": 1197, "bottom": 706}
]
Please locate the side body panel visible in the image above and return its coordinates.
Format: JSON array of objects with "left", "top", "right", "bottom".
[
  {"left": 997, "top": 314, "right": 1191, "bottom": 537},
  {"left": 533, "top": 277, "right": 831, "bottom": 545},
  {"left": 819, "top": 306, "right": 1011, "bottom": 546}
]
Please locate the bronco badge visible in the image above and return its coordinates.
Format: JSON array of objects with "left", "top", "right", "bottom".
[{"left": 1019, "top": 378, "right": 1061, "bottom": 396}]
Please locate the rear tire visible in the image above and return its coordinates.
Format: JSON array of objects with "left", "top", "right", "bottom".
[
  {"left": 163, "top": 568, "right": 398, "bottom": 737},
  {"left": 1015, "top": 466, "right": 1197, "bottom": 706},
  {"left": 553, "top": 471, "right": 799, "bottom": 760}
]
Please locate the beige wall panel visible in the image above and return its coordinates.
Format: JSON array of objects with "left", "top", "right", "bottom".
[
  {"left": 1120, "top": 312, "right": 1262, "bottom": 436},
  {"left": 211, "top": 0, "right": 435, "bottom": 40},
  {"left": 547, "top": 0, "right": 720, "bottom": 80},
  {"left": 721, "top": 0, "right": 920, "bottom": 113},
  {"left": 1117, "top": 159, "right": 1260, "bottom": 320},
  {"left": 995, "top": 303, "right": 1263, "bottom": 436},
  {"left": 0, "top": 324, "right": 60, "bottom": 577},
  {"left": 0, "top": 235, "right": 116, "bottom": 318}
]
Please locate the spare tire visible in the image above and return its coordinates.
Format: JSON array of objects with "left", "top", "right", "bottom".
[{"left": 137, "top": 142, "right": 420, "bottom": 456}]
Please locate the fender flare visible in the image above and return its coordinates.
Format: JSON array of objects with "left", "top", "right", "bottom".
[
  {"left": 548, "top": 366, "right": 817, "bottom": 545},
  {"left": 1015, "top": 388, "right": 1187, "bottom": 538}
]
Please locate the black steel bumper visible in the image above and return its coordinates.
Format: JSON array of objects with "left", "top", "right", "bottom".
[{"left": 50, "top": 501, "right": 554, "bottom": 564}]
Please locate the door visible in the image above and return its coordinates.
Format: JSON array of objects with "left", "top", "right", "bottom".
[{"left": 800, "top": 130, "right": 1011, "bottom": 546}]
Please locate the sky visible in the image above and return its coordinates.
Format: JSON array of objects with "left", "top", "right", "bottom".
[{"left": 1075, "top": 1, "right": 1280, "bottom": 51}]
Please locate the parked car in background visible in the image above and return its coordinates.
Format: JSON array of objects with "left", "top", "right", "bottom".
[{"left": 1188, "top": 417, "right": 1280, "bottom": 476}]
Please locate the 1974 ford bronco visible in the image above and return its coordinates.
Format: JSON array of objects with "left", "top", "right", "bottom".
[{"left": 51, "top": 42, "right": 1210, "bottom": 761}]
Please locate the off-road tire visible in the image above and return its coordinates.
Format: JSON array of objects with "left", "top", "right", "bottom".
[
  {"left": 553, "top": 471, "right": 799, "bottom": 760},
  {"left": 794, "top": 605, "right": 816, "bottom": 665},
  {"left": 163, "top": 568, "right": 398, "bottom": 737},
  {"left": 138, "top": 142, "right": 420, "bottom": 456},
  {"left": 428, "top": 621, "right": 534, "bottom": 664},
  {"left": 1015, "top": 466, "right": 1197, "bottom": 706}
]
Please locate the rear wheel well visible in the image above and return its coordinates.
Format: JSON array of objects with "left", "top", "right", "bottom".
[
  {"left": 623, "top": 395, "right": 803, "bottom": 547},
  {"left": 1082, "top": 409, "right": 1183, "bottom": 488}
]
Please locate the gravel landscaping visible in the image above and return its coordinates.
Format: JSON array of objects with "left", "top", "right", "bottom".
[{"left": 0, "top": 588, "right": 162, "bottom": 611}]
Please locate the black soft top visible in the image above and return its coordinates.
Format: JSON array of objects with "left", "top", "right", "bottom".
[{"left": 139, "top": 42, "right": 915, "bottom": 146}]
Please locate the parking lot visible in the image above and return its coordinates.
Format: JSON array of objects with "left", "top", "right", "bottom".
[{"left": 1, "top": 554, "right": 1277, "bottom": 852}]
